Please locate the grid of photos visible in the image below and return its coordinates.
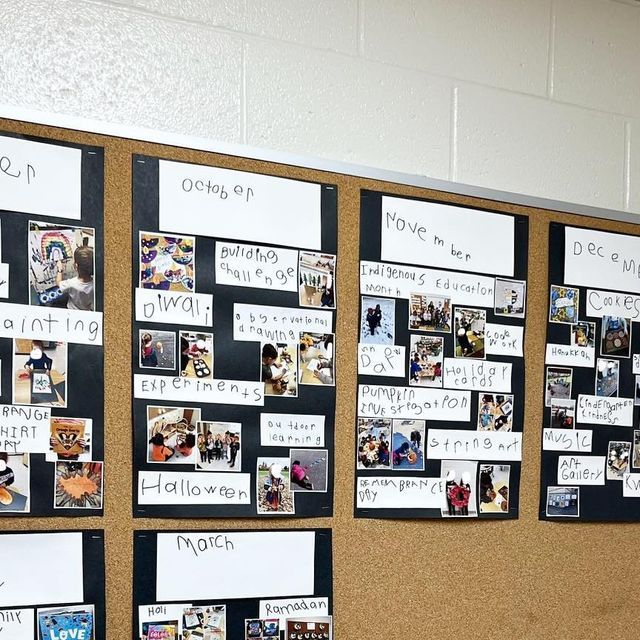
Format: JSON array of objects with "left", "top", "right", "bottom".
[
  {"left": 133, "top": 156, "right": 337, "bottom": 518},
  {"left": 0, "top": 134, "right": 104, "bottom": 516},
  {"left": 356, "top": 190, "right": 528, "bottom": 520}
]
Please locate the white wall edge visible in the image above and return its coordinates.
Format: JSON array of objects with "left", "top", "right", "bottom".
[{"left": 1, "top": 103, "right": 638, "bottom": 225}]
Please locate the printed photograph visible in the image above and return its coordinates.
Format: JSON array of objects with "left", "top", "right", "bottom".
[
  {"left": 0, "top": 453, "right": 29, "bottom": 513},
  {"left": 246, "top": 618, "right": 280, "bottom": 639},
  {"left": 409, "top": 335, "right": 443, "bottom": 387},
  {"left": 596, "top": 358, "right": 619, "bottom": 397},
  {"left": 147, "top": 406, "right": 200, "bottom": 464},
  {"left": 299, "top": 251, "right": 336, "bottom": 308},
  {"left": 549, "top": 285, "right": 579, "bottom": 323},
  {"left": 38, "top": 604, "right": 95, "bottom": 640},
  {"left": 570, "top": 321, "right": 596, "bottom": 348},
  {"left": 550, "top": 398, "right": 576, "bottom": 428},
  {"left": 29, "top": 221, "right": 96, "bottom": 311},
  {"left": 360, "top": 296, "right": 395, "bottom": 345},
  {"left": 494, "top": 278, "right": 526, "bottom": 317},
  {"left": 257, "top": 457, "right": 295, "bottom": 514},
  {"left": 261, "top": 342, "right": 298, "bottom": 396},
  {"left": 299, "top": 333, "right": 334, "bottom": 386},
  {"left": 195, "top": 421, "right": 241, "bottom": 472},
  {"left": 179, "top": 331, "right": 213, "bottom": 379},
  {"left": 477, "top": 394, "right": 514, "bottom": 431},
  {"left": 54, "top": 461, "right": 103, "bottom": 509},
  {"left": 47, "top": 417, "right": 92, "bottom": 462},
  {"left": 636, "top": 376, "right": 640, "bottom": 406},
  {"left": 183, "top": 605, "right": 226, "bottom": 640},
  {"left": 545, "top": 367, "right": 572, "bottom": 406},
  {"left": 289, "top": 448, "right": 328, "bottom": 492},
  {"left": 141, "top": 621, "right": 178, "bottom": 640},
  {"left": 546, "top": 486, "right": 580, "bottom": 517},
  {"left": 357, "top": 417, "right": 391, "bottom": 470},
  {"left": 442, "top": 460, "right": 478, "bottom": 517},
  {"left": 391, "top": 419, "right": 425, "bottom": 471},
  {"left": 607, "top": 441, "right": 631, "bottom": 480},
  {"left": 139, "top": 330, "right": 176, "bottom": 370},
  {"left": 13, "top": 339, "right": 67, "bottom": 407},
  {"left": 454, "top": 307, "right": 486, "bottom": 358},
  {"left": 634, "top": 431, "right": 640, "bottom": 468},
  {"left": 140, "top": 231, "right": 195, "bottom": 292},
  {"left": 286, "top": 618, "right": 332, "bottom": 640},
  {"left": 479, "top": 464, "right": 510, "bottom": 514},
  {"left": 409, "top": 293, "right": 451, "bottom": 332},
  {"left": 600, "top": 316, "right": 631, "bottom": 358}
]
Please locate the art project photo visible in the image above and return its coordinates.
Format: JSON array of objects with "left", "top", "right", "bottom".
[
  {"left": 48, "top": 417, "right": 92, "bottom": 462},
  {"left": 454, "top": 307, "right": 486, "bottom": 358},
  {"left": 289, "top": 448, "right": 328, "bottom": 492},
  {"left": 54, "top": 461, "right": 103, "bottom": 509},
  {"left": 477, "top": 394, "right": 513, "bottom": 431},
  {"left": 549, "top": 285, "right": 579, "bottom": 323},
  {"left": 261, "top": 342, "right": 298, "bottom": 396},
  {"left": 299, "top": 251, "right": 336, "bottom": 308},
  {"left": 360, "top": 296, "right": 395, "bottom": 344},
  {"left": 140, "top": 231, "right": 195, "bottom": 292},
  {"left": 195, "top": 421, "right": 241, "bottom": 471},
  {"left": 139, "top": 330, "right": 176, "bottom": 370},
  {"left": 183, "top": 605, "right": 226, "bottom": 640},
  {"left": 391, "top": 419, "right": 425, "bottom": 471},
  {"left": 546, "top": 486, "right": 580, "bottom": 517},
  {"left": 479, "top": 464, "right": 510, "bottom": 514},
  {"left": 286, "top": 617, "right": 332, "bottom": 639},
  {"left": 257, "top": 457, "right": 295, "bottom": 514},
  {"left": 180, "top": 331, "right": 213, "bottom": 378},
  {"left": 0, "top": 453, "right": 30, "bottom": 513},
  {"left": 409, "top": 293, "right": 451, "bottom": 331},
  {"left": 146, "top": 406, "right": 200, "bottom": 464},
  {"left": 494, "top": 277, "right": 526, "bottom": 317},
  {"left": 357, "top": 417, "right": 391, "bottom": 469},
  {"left": 409, "top": 334, "right": 443, "bottom": 387},
  {"left": 299, "top": 333, "right": 334, "bottom": 385},
  {"left": 13, "top": 339, "right": 67, "bottom": 407},
  {"left": 38, "top": 605, "right": 95, "bottom": 640},
  {"left": 441, "top": 460, "right": 478, "bottom": 517}
]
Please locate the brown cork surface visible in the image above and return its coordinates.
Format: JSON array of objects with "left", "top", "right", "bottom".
[{"left": 3, "top": 116, "right": 640, "bottom": 639}]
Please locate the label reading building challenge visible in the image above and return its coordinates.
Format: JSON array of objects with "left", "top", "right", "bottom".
[
  {"left": 0, "top": 133, "right": 104, "bottom": 516},
  {"left": 540, "top": 223, "right": 640, "bottom": 521},
  {"left": 132, "top": 156, "right": 337, "bottom": 517},
  {"left": 133, "top": 528, "right": 332, "bottom": 640},
  {"left": 356, "top": 191, "right": 528, "bottom": 519}
]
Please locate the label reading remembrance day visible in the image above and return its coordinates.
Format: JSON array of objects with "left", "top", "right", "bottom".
[
  {"left": 355, "top": 190, "right": 528, "bottom": 520},
  {"left": 133, "top": 155, "right": 337, "bottom": 518}
]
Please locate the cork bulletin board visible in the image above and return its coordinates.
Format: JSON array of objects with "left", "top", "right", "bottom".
[{"left": 3, "top": 115, "right": 640, "bottom": 640}]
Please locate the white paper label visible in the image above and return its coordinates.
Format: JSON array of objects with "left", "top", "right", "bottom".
[
  {"left": 586, "top": 289, "right": 640, "bottom": 320},
  {"left": 233, "top": 303, "right": 333, "bottom": 342},
  {"left": 259, "top": 597, "right": 329, "bottom": 628},
  {"left": 623, "top": 473, "right": 640, "bottom": 497},
  {"left": 557, "top": 455, "right": 605, "bottom": 485},
  {"left": 380, "top": 196, "right": 514, "bottom": 276},
  {"left": 484, "top": 323, "right": 523, "bottom": 357},
  {"left": 442, "top": 358, "right": 512, "bottom": 393},
  {"left": 138, "top": 604, "right": 189, "bottom": 637},
  {"left": 542, "top": 428, "right": 593, "bottom": 452},
  {"left": 0, "top": 532, "right": 83, "bottom": 607},
  {"left": 357, "top": 384, "right": 470, "bottom": 421},
  {"left": 215, "top": 241, "right": 298, "bottom": 292},
  {"left": 0, "top": 608, "right": 34, "bottom": 640},
  {"left": 545, "top": 343, "right": 595, "bottom": 368},
  {"left": 356, "top": 476, "right": 445, "bottom": 509},
  {"left": 426, "top": 429, "right": 522, "bottom": 461},
  {"left": 138, "top": 471, "right": 251, "bottom": 505},
  {"left": 135, "top": 289, "right": 213, "bottom": 326},
  {"left": 358, "top": 343, "right": 405, "bottom": 377},
  {"left": 0, "top": 136, "right": 81, "bottom": 219},
  {"left": 259, "top": 413, "right": 325, "bottom": 447},
  {"left": 0, "top": 405, "right": 51, "bottom": 454},
  {"left": 576, "top": 395, "right": 634, "bottom": 427},
  {"left": 360, "top": 261, "right": 495, "bottom": 307},
  {"left": 133, "top": 375, "right": 264, "bottom": 406},
  {"left": 158, "top": 160, "right": 322, "bottom": 249},
  {"left": 155, "top": 531, "right": 316, "bottom": 601},
  {"left": 0, "top": 264, "right": 8, "bottom": 300},
  {"left": 564, "top": 226, "right": 640, "bottom": 294}
]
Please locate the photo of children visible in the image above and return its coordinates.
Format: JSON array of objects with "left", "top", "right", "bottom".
[
  {"left": 357, "top": 417, "right": 391, "bottom": 469},
  {"left": 571, "top": 321, "right": 595, "bottom": 348},
  {"left": 299, "top": 251, "right": 336, "bottom": 309},
  {"left": 140, "top": 231, "right": 195, "bottom": 292},
  {"left": 183, "top": 605, "right": 226, "bottom": 640},
  {"left": 195, "top": 422, "right": 241, "bottom": 472},
  {"left": 299, "top": 333, "right": 334, "bottom": 385},
  {"left": 360, "top": 296, "right": 395, "bottom": 344},
  {"left": 28, "top": 221, "right": 96, "bottom": 311},
  {"left": 409, "top": 335, "right": 443, "bottom": 387},
  {"left": 38, "top": 604, "right": 95, "bottom": 640},
  {"left": 261, "top": 342, "right": 298, "bottom": 396},
  {"left": 147, "top": 406, "right": 201, "bottom": 464},
  {"left": 391, "top": 419, "right": 425, "bottom": 471},
  {"left": 139, "top": 330, "right": 176, "bottom": 370},
  {"left": 285, "top": 618, "right": 332, "bottom": 640},
  {"left": 13, "top": 339, "right": 67, "bottom": 407},
  {"left": 179, "top": 331, "right": 213, "bottom": 378},
  {"left": 550, "top": 399, "right": 575, "bottom": 428},
  {"left": 545, "top": 367, "right": 572, "bottom": 406},
  {"left": 494, "top": 278, "right": 526, "bottom": 317},
  {"left": 245, "top": 618, "right": 279, "bottom": 639},
  {"left": 477, "top": 394, "right": 513, "bottom": 431},
  {"left": 441, "top": 460, "right": 478, "bottom": 517},
  {"left": 600, "top": 316, "right": 631, "bottom": 358},
  {"left": 634, "top": 431, "right": 640, "bottom": 468},
  {"left": 257, "top": 458, "right": 294, "bottom": 514},
  {"left": 54, "top": 461, "right": 103, "bottom": 509},
  {"left": 596, "top": 358, "right": 619, "bottom": 397},
  {"left": 607, "top": 441, "right": 631, "bottom": 480},
  {"left": 546, "top": 486, "right": 579, "bottom": 517},
  {"left": 289, "top": 449, "right": 328, "bottom": 492},
  {"left": 454, "top": 307, "right": 485, "bottom": 358},
  {"left": 409, "top": 293, "right": 451, "bottom": 332},
  {"left": 0, "top": 453, "right": 29, "bottom": 513},
  {"left": 479, "top": 464, "right": 510, "bottom": 514},
  {"left": 47, "top": 417, "right": 92, "bottom": 462},
  {"left": 549, "top": 285, "right": 579, "bottom": 323}
]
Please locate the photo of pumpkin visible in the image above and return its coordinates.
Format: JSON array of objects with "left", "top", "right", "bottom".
[{"left": 54, "top": 461, "right": 103, "bottom": 509}]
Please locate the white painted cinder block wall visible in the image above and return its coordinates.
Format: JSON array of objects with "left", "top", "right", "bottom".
[{"left": 1, "top": 0, "right": 639, "bottom": 214}]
